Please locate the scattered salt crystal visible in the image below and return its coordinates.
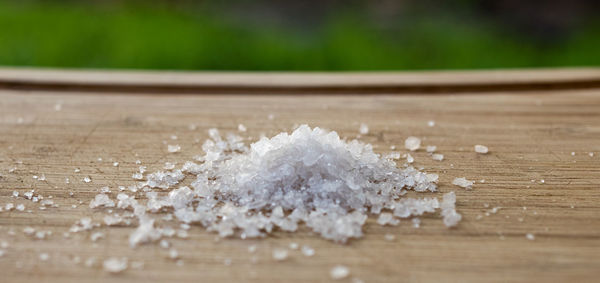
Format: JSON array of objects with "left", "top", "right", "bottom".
[
  {"left": 169, "top": 249, "right": 179, "bottom": 259},
  {"left": 330, "top": 265, "right": 350, "bottom": 280},
  {"left": 474, "top": 145, "right": 489, "bottom": 154},
  {"left": 91, "top": 232, "right": 104, "bottom": 242},
  {"left": 167, "top": 145, "right": 181, "bottom": 153},
  {"left": 267, "top": 114, "right": 275, "bottom": 120},
  {"left": 571, "top": 152, "right": 575, "bottom": 156},
  {"left": 440, "top": 192, "right": 461, "bottom": 227},
  {"left": 90, "top": 194, "right": 115, "bottom": 208},
  {"left": 377, "top": 213, "right": 399, "bottom": 226},
  {"left": 238, "top": 124, "right": 247, "bottom": 132},
  {"left": 432, "top": 154, "right": 444, "bottom": 161},
  {"left": 164, "top": 162, "right": 176, "bottom": 170},
  {"left": 23, "top": 227, "right": 35, "bottom": 235},
  {"left": 526, "top": 233, "right": 535, "bottom": 240},
  {"left": 85, "top": 257, "right": 97, "bottom": 267},
  {"left": 113, "top": 162, "right": 119, "bottom": 167},
  {"left": 452, "top": 177, "right": 474, "bottom": 189},
  {"left": 83, "top": 176, "right": 91, "bottom": 183},
  {"left": 406, "top": 153, "right": 414, "bottom": 163},
  {"left": 248, "top": 245, "right": 257, "bottom": 253},
  {"left": 289, "top": 242, "right": 299, "bottom": 250},
  {"left": 405, "top": 136, "right": 421, "bottom": 151},
  {"left": 15, "top": 204, "right": 25, "bottom": 211},
  {"left": 589, "top": 152, "right": 594, "bottom": 157},
  {"left": 12, "top": 191, "right": 19, "bottom": 198},
  {"left": 426, "top": 145, "right": 437, "bottom": 153},
  {"left": 427, "top": 120, "right": 435, "bottom": 127},
  {"left": 272, "top": 248, "right": 288, "bottom": 261},
  {"left": 39, "top": 253, "right": 50, "bottom": 261},
  {"left": 359, "top": 123, "right": 369, "bottom": 135},
  {"left": 301, "top": 245, "right": 315, "bottom": 257},
  {"left": 412, "top": 218, "right": 421, "bottom": 228},
  {"left": 103, "top": 257, "right": 128, "bottom": 273},
  {"left": 5, "top": 203, "right": 14, "bottom": 211},
  {"left": 160, "top": 239, "right": 170, "bottom": 249}
]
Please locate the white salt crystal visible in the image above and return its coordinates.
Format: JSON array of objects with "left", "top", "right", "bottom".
[
  {"left": 427, "top": 120, "right": 435, "bottom": 127},
  {"left": 83, "top": 176, "right": 91, "bottom": 183},
  {"left": 289, "top": 242, "right": 299, "bottom": 250},
  {"left": 90, "top": 194, "right": 115, "bottom": 208},
  {"left": 113, "top": 162, "right": 119, "bottom": 167},
  {"left": 103, "top": 257, "right": 128, "bottom": 273},
  {"left": 412, "top": 218, "right": 421, "bottom": 228},
  {"left": 432, "top": 154, "right": 444, "bottom": 161},
  {"left": 440, "top": 192, "right": 461, "bottom": 227},
  {"left": 167, "top": 145, "right": 181, "bottom": 153},
  {"left": 377, "top": 213, "right": 399, "bottom": 226},
  {"left": 452, "top": 177, "right": 474, "bottom": 189},
  {"left": 91, "top": 232, "right": 104, "bottom": 242},
  {"left": 330, "top": 265, "right": 350, "bottom": 280},
  {"left": 248, "top": 245, "right": 257, "bottom": 253},
  {"left": 589, "top": 152, "right": 594, "bottom": 157},
  {"left": 15, "top": 204, "right": 25, "bottom": 211},
  {"left": 104, "top": 215, "right": 123, "bottom": 226},
  {"left": 272, "top": 248, "right": 288, "bottom": 261},
  {"left": 160, "top": 239, "right": 170, "bottom": 249},
  {"left": 5, "top": 203, "right": 14, "bottom": 211},
  {"left": 12, "top": 191, "right": 19, "bottom": 198},
  {"left": 359, "top": 123, "right": 369, "bottom": 135},
  {"left": 426, "top": 145, "right": 437, "bottom": 153},
  {"left": 405, "top": 136, "right": 421, "bottom": 151},
  {"left": 169, "top": 249, "right": 179, "bottom": 259},
  {"left": 301, "top": 245, "right": 315, "bottom": 257},
  {"left": 23, "top": 227, "right": 35, "bottom": 235},
  {"left": 238, "top": 124, "right": 247, "bottom": 132},
  {"left": 406, "top": 153, "right": 414, "bottom": 164},
  {"left": 526, "top": 233, "right": 535, "bottom": 240},
  {"left": 474, "top": 145, "right": 489, "bottom": 154},
  {"left": 39, "top": 253, "right": 49, "bottom": 261}
]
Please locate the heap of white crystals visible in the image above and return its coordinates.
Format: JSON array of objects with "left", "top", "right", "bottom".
[{"left": 97, "top": 125, "right": 459, "bottom": 246}]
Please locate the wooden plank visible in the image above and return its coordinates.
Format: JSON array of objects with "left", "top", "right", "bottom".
[
  {"left": 0, "top": 67, "right": 599, "bottom": 94},
  {"left": 0, "top": 71, "right": 599, "bottom": 283}
]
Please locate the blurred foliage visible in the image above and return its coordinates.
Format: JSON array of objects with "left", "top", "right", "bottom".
[{"left": 0, "top": 0, "right": 598, "bottom": 70}]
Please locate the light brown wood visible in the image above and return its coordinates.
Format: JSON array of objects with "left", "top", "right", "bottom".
[
  {"left": 1, "top": 67, "right": 600, "bottom": 94},
  {"left": 0, "top": 70, "right": 599, "bottom": 283}
]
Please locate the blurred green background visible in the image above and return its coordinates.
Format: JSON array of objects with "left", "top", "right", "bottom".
[{"left": 0, "top": 0, "right": 598, "bottom": 71}]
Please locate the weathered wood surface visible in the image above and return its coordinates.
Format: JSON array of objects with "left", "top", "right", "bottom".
[{"left": 0, "top": 68, "right": 599, "bottom": 283}]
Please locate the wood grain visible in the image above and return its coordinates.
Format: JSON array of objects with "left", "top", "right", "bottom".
[
  {"left": 1, "top": 67, "right": 599, "bottom": 94},
  {"left": 0, "top": 69, "right": 599, "bottom": 283}
]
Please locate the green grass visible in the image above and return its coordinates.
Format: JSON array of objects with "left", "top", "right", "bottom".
[{"left": 0, "top": 1, "right": 598, "bottom": 70}]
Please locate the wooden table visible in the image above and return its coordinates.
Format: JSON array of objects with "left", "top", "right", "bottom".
[{"left": 0, "top": 68, "right": 599, "bottom": 283}]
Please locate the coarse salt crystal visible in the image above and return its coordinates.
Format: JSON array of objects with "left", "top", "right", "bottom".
[
  {"left": 452, "top": 177, "right": 474, "bottom": 189},
  {"left": 272, "top": 248, "right": 288, "bottom": 261},
  {"left": 359, "top": 123, "right": 369, "bottom": 135},
  {"left": 330, "top": 265, "right": 350, "bottom": 280},
  {"left": 167, "top": 145, "right": 181, "bottom": 153},
  {"left": 103, "top": 257, "right": 128, "bottom": 273},
  {"left": 474, "top": 145, "right": 489, "bottom": 154},
  {"left": 238, "top": 124, "right": 247, "bottom": 132},
  {"left": 432, "top": 154, "right": 444, "bottom": 161},
  {"left": 301, "top": 245, "right": 315, "bottom": 257},
  {"left": 405, "top": 136, "right": 421, "bottom": 151}
]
